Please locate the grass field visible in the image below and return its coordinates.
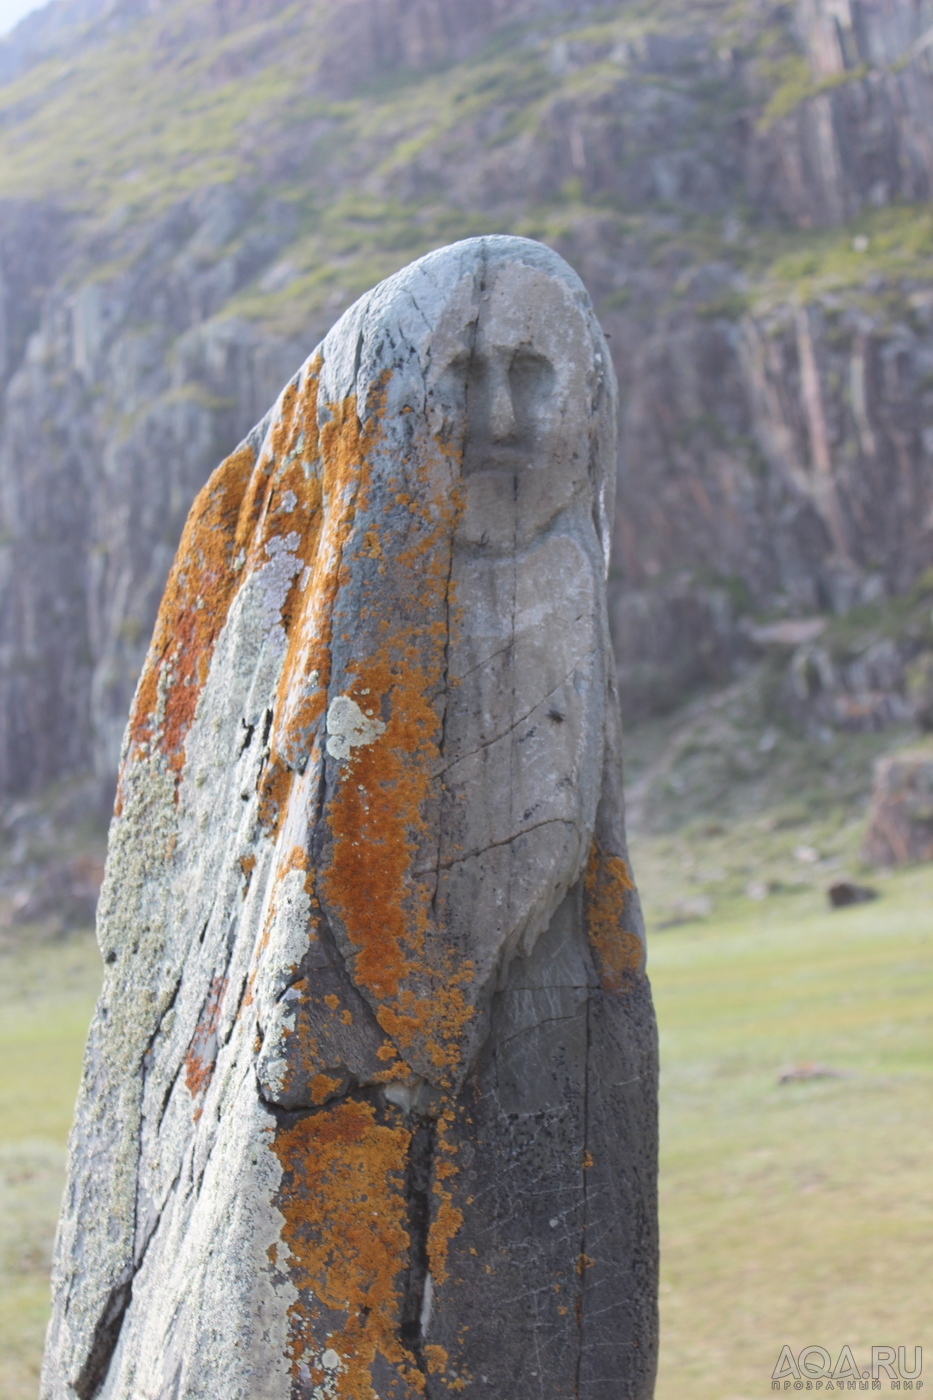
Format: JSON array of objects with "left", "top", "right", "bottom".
[
  {"left": 0, "top": 931, "right": 102, "bottom": 1399},
  {"left": 0, "top": 861, "right": 930, "bottom": 1398},
  {"left": 648, "top": 861, "right": 933, "bottom": 1399}
]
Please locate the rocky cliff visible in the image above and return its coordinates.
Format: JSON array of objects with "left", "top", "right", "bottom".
[{"left": 0, "top": 0, "right": 931, "bottom": 800}]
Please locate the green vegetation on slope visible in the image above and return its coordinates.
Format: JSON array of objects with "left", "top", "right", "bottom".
[
  {"left": 0, "top": 0, "right": 924, "bottom": 346},
  {"left": 623, "top": 691, "right": 931, "bottom": 938},
  {"left": 0, "top": 1, "right": 723, "bottom": 206},
  {"left": 0, "top": 0, "right": 760, "bottom": 336}
]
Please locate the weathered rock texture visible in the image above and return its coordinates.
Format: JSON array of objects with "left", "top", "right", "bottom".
[
  {"left": 42, "top": 236, "right": 658, "bottom": 1400},
  {"left": 862, "top": 748, "right": 933, "bottom": 864},
  {"left": 751, "top": 0, "right": 933, "bottom": 226}
]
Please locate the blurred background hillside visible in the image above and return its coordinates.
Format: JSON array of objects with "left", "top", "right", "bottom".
[
  {"left": 0, "top": 0, "right": 930, "bottom": 811},
  {"left": 0, "top": 2, "right": 930, "bottom": 1397}
]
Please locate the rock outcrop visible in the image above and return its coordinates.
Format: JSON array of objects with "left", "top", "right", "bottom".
[
  {"left": 1, "top": 0, "right": 933, "bottom": 801},
  {"left": 751, "top": 0, "right": 933, "bottom": 226},
  {"left": 42, "top": 237, "right": 658, "bottom": 1400},
  {"left": 862, "top": 748, "right": 933, "bottom": 863},
  {"left": 0, "top": 185, "right": 308, "bottom": 797}
]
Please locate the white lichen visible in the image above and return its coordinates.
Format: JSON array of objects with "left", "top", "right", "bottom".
[{"left": 325, "top": 696, "right": 386, "bottom": 761}]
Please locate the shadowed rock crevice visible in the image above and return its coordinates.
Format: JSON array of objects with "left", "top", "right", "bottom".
[
  {"left": 399, "top": 1115, "right": 437, "bottom": 1368},
  {"left": 72, "top": 1278, "right": 132, "bottom": 1400}
]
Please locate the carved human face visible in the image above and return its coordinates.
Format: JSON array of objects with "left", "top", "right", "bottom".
[{"left": 428, "top": 260, "right": 598, "bottom": 549}]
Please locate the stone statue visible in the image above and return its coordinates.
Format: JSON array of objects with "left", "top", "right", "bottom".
[{"left": 42, "top": 235, "right": 658, "bottom": 1400}]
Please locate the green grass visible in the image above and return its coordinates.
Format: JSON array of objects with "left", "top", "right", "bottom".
[
  {"left": 650, "top": 863, "right": 933, "bottom": 1399},
  {"left": 0, "top": 930, "right": 101, "bottom": 1400}
]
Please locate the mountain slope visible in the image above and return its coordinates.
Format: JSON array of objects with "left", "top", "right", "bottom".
[{"left": 0, "top": 0, "right": 931, "bottom": 795}]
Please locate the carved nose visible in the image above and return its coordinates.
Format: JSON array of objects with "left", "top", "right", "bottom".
[{"left": 488, "top": 370, "right": 516, "bottom": 442}]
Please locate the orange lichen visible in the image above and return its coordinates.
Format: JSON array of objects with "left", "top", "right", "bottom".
[
  {"left": 246, "top": 374, "right": 324, "bottom": 624},
  {"left": 256, "top": 758, "right": 294, "bottom": 835},
  {"left": 425, "top": 1108, "right": 463, "bottom": 1289},
  {"left": 233, "top": 374, "right": 312, "bottom": 560},
  {"left": 116, "top": 361, "right": 329, "bottom": 813},
  {"left": 583, "top": 841, "right": 645, "bottom": 992},
  {"left": 319, "top": 438, "right": 475, "bottom": 1078},
  {"left": 424, "top": 1346, "right": 448, "bottom": 1375},
  {"left": 273, "top": 1099, "right": 423, "bottom": 1396},
  {"left": 117, "top": 443, "right": 256, "bottom": 808},
  {"left": 184, "top": 975, "right": 227, "bottom": 1100},
  {"left": 309, "top": 1073, "right": 344, "bottom": 1104},
  {"left": 259, "top": 377, "right": 374, "bottom": 838},
  {"left": 281, "top": 844, "right": 309, "bottom": 875},
  {"left": 324, "top": 643, "right": 475, "bottom": 1073},
  {"left": 340, "top": 720, "right": 430, "bottom": 984}
]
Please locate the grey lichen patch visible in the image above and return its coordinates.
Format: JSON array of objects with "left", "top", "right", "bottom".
[
  {"left": 324, "top": 694, "right": 386, "bottom": 761},
  {"left": 45, "top": 752, "right": 179, "bottom": 1400}
]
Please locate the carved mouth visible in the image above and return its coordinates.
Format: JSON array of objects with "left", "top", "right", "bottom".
[{"left": 462, "top": 446, "right": 535, "bottom": 476}]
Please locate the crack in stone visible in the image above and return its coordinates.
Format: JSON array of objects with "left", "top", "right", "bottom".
[
  {"left": 433, "top": 654, "right": 596, "bottom": 778},
  {"left": 497, "top": 1011, "right": 579, "bottom": 1049},
  {"left": 155, "top": 1058, "right": 184, "bottom": 1134},
  {"left": 413, "top": 816, "right": 576, "bottom": 876},
  {"left": 399, "top": 1113, "right": 436, "bottom": 1370},
  {"left": 430, "top": 341, "right": 462, "bottom": 926},
  {"left": 574, "top": 996, "right": 593, "bottom": 1396},
  {"left": 448, "top": 639, "right": 513, "bottom": 686},
  {"left": 72, "top": 1278, "right": 133, "bottom": 1400},
  {"left": 71, "top": 1169, "right": 165, "bottom": 1400}
]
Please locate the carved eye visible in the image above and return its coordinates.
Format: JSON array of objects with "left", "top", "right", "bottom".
[
  {"left": 431, "top": 351, "right": 471, "bottom": 441},
  {"left": 508, "top": 349, "right": 555, "bottom": 436}
]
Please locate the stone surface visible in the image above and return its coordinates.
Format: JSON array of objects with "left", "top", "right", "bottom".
[
  {"left": 41, "top": 236, "right": 658, "bottom": 1400},
  {"left": 862, "top": 748, "right": 933, "bottom": 865}
]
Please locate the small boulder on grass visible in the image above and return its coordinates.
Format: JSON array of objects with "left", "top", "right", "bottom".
[
  {"left": 906, "top": 651, "right": 933, "bottom": 731},
  {"left": 827, "top": 880, "right": 878, "bottom": 909},
  {"left": 861, "top": 750, "right": 933, "bottom": 866},
  {"left": 778, "top": 1062, "right": 848, "bottom": 1084}
]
